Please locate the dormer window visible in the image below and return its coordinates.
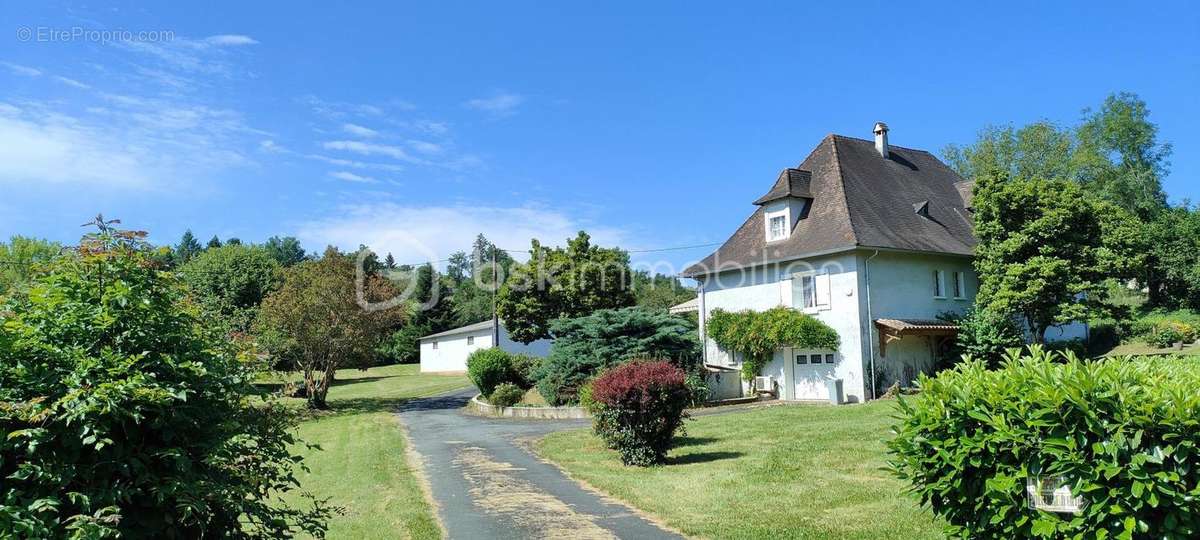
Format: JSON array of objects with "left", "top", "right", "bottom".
[{"left": 766, "top": 211, "right": 789, "bottom": 241}]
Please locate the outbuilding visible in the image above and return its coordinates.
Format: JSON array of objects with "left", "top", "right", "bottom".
[{"left": 418, "top": 320, "right": 552, "bottom": 373}]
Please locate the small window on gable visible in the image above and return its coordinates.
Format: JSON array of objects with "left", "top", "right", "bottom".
[
  {"left": 467, "top": 335, "right": 475, "bottom": 346},
  {"left": 953, "top": 271, "right": 967, "bottom": 299},
  {"left": 432, "top": 341, "right": 438, "bottom": 350},
  {"left": 933, "top": 270, "right": 946, "bottom": 299}
]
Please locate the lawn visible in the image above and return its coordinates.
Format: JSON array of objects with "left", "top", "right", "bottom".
[
  {"left": 1103, "top": 341, "right": 1200, "bottom": 357},
  {"left": 282, "top": 364, "right": 469, "bottom": 539},
  {"left": 537, "top": 401, "right": 944, "bottom": 540}
]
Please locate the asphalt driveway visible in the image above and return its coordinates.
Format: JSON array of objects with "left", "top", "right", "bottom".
[{"left": 396, "top": 388, "right": 683, "bottom": 540}]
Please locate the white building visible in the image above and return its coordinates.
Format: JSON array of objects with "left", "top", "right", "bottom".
[
  {"left": 418, "top": 320, "right": 553, "bottom": 373},
  {"left": 682, "top": 123, "right": 1084, "bottom": 403}
]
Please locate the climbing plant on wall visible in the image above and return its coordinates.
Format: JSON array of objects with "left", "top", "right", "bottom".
[{"left": 706, "top": 307, "right": 840, "bottom": 380}]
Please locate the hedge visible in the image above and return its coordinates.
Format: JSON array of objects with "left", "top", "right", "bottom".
[
  {"left": 888, "top": 346, "right": 1200, "bottom": 539},
  {"left": 466, "top": 348, "right": 521, "bottom": 398}
]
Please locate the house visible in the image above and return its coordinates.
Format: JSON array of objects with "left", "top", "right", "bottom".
[
  {"left": 683, "top": 123, "right": 1084, "bottom": 403},
  {"left": 418, "top": 319, "right": 553, "bottom": 373}
]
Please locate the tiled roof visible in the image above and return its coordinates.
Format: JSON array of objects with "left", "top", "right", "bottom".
[{"left": 684, "top": 134, "right": 976, "bottom": 277}]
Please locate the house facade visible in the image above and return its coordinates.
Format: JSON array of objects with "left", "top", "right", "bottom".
[
  {"left": 683, "top": 123, "right": 1083, "bottom": 403},
  {"left": 418, "top": 320, "right": 552, "bottom": 373}
]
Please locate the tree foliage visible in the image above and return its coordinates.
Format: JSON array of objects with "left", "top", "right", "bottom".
[
  {"left": 263, "top": 236, "right": 308, "bottom": 267},
  {"left": 706, "top": 307, "right": 840, "bottom": 380},
  {"left": 0, "top": 236, "right": 62, "bottom": 296},
  {"left": 631, "top": 270, "right": 696, "bottom": 311},
  {"left": 534, "top": 307, "right": 699, "bottom": 405},
  {"left": 254, "top": 248, "right": 405, "bottom": 408},
  {"left": 0, "top": 221, "right": 330, "bottom": 538},
  {"left": 178, "top": 244, "right": 281, "bottom": 333},
  {"left": 1145, "top": 204, "right": 1200, "bottom": 310},
  {"left": 498, "top": 232, "right": 636, "bottom": 343},
  {"left": 175, "top": 229, "right": 203, "bottom": 265},
  {"left": 972, "top": 176, "right": 1143, "bottom": 342},
  {"left": 940, "top": 307, "right": 1024, "bottom": 369}
]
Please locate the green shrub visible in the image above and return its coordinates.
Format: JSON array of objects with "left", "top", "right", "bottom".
[
  {"left": 706, "top": 307, "right": 839, "bottom": 380},
  {"left": 1148, "top": 324, "right": 1185, "bottom": 348},
  {"left": 684, "top": 371, "right": 710, "bottom": 406},
  {"left": 466, "top": 347, "right": 519, "bottom": 397},
  {"left": 940, "top": 307, "right": 1024, "bottom": 369},
  {"left": 178, "top": 244, "right": 280, "bottom": 333},
  {"left": 0, "top": 224, "right": 329, "bottom": 538},
  {"left": 591, "top": 361, "right": 690, "bottom": 466},
  {"left": 535, "top": 307, "right": 700, "bottom": 405},
  {"left": 577, "top": 380, "right": 600, "bottom": 415},
  {"left": 889, "top": 346, "right": 1200, "bottom": 539},
  {"left": 489, "top": 383, "right": 524, "bottom": 407},
  {"left": 509, "top": 353, "right": 542, "bottom": 389}
]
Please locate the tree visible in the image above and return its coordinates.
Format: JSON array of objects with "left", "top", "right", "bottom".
[
  {"left": 943, "top": 122, "right": 1076, "bottom": 183},
  {"left": 207, "top": 235, "right": 222, "bottom": 249},
  {"left": 226, "top": 237, "right": 242, "bottom": 246},
  {"left": 384, "top": 252, "right": 396, "bottom": 269},
  {"left": 1076, "top": 92, "right": 1171, "bottom": 221},
  {"left": 497, "top": 232, "right": 636, "bottom": 343},
  {"left": 973, "top": 176, "right": 1142, "bottom": 342},
  {"left": 631, "top": 270, "right": 696, "bottom": 311},
  {"left": 255, "top": 248, "right": 405, "bottom": 408},
  {"left": 447, "top": 251, "right": 470, "bottom": 283},
  {"left": 175, "top": 229, "right": 203, "bottom": 264},
  {"left": 1145, "top": 203, "right": 1200, "bottom": 309},
  {"left": 0, "top": 235, "right": 61, "bottom": 296},
  {"left": 178, "top": 244, "right": 281, "bottom": 333},
  {"left": 0, "top": 220, "right": 329, "bottom": 537},
  {"left": 263, "top": 236, "right": 308, "bottom": 267}
]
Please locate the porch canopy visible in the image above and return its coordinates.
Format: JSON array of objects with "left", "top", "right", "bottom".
[{"left": 874, "top": 318, "right": 959, "bottom": 356}]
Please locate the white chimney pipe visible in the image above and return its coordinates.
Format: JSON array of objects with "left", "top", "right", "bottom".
[{"left": 873, "top": 122, "right": 889, "bottom": 158}]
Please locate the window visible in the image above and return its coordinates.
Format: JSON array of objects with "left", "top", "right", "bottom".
[
  {"left": 467, "top": 336, "right": 475, "bottom": 345},
  {"left": 768, "top": 214, "right": 788, "bottom": 241},
  {"left": 432, "top": 341, "right": 438, "bottom": 350},
  {"left": 800, "top": 275, "right": 816, "bottom": 309},
  {"left": 795, "top": 354, "right": 809, "bottom": 364},
  {"left": 824, "top": 353, "right": 835, "bottom": 364},
  {"left": 953, "top": 271, "right": 967, "bottom": 299},
  {"left": 933, "top": 270, "right": 946, "bottom": 298}
]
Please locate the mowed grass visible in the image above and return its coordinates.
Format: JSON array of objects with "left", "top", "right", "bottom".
[
  {"left": 537, "top": 401, "right": 944, "bottom": 540},
  {"left": 282, "top": 364, "right": 469, "bottom": 539}
]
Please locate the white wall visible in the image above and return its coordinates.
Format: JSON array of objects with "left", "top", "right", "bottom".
[
  {"left": 699, "top": 251, "right": 868, "bottom": 403},
  {"left": 419, "top": 325, "right": 552, "bottom": 373},
  {"left": 419, "top": 329, "right": 493, "bottom": 373}
]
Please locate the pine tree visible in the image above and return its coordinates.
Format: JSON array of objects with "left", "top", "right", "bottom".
[
  {"left": 207, "top": 235, "right": 222, "bottom": 249},
  {"left": 176, "top": 230, "right": 202, "bottom": 264}
]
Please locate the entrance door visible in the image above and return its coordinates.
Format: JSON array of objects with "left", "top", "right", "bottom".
[{"left": 792, "top": 351, "right": 836, "bottom": 400}]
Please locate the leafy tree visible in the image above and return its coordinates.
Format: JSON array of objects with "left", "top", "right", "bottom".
[
  {"left": 175, "top": 229, "right": 203, "bottom": 264},
  {"left": 498, "top": 232, "right": 636, "bottom": 343},
  {"left": 939, "top": 307, "right": 1024, "bottom": 368},
  {"left": 447, "top": 251, "right": 470, "bottom": 283},
  {"left": 263, "top": 236, "right": 308, "bottom": 267},
  {"left": 943, "top": 121, "right": 1076, "bottom": 183},
  {"left": 973, "top": 176, "right": 1143, "bottom": 343},
  {"left": 1075, "top": 92, "right": 1171, "bottom": 221},
  {"left": 255, "top": 248, "right": 405, "bottom": 408},
  {"left": 384, "top": 252, "right": 396, "bottom": 269},
  {"left": 178, "top": 244, "right": 281, "bottom": 333},
  {"left": 207, "top": 235, "right": 222, "bottom": 249},
  {"left": 226, "top": 237, "right": 242, "bottom": 246},
  {"left": 1145, "top": 203, "right": 1200, "bottom": 309},
  {"left": 375, "top": 321, "right": 431, "bottom": 364},
  {"left": 0, "top": 220, "right": 330, "bottom": 538},
  {"left": 0, "top": 235, "right": 62, "bottom": 296},
  {"left": 631, "top": 270, "right": 696, "bottom": 310},
  {"left": 534, "top": 307, "right": 700, "bottom": 405}
]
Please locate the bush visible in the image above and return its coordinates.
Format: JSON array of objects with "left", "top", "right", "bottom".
[
  {"left": 1148, "top": 324, "right": 1185, "bottom": 348},
  {"left": 466, "top": 347, "right": 519, "bottom": 398},
  {"left": 509, "top": 353, "right": 541, "bottom": 389},
  {"left": 535, "top": 307, "right": 700, "bottom": 405},
  {"left": 888, "top": 346, "right": 1200, "bottom": 539},
  {"left": 940, "top": 307, "right": 1024, "bottom": 369},
  {"left": 178, "top": 244, "right": 280, "bottom": 333},
  {"left": 590, "top": 361, "right": 691, "bottom": 466},
  {"left": 489, "top": 383, "right": 524, "bottom": 407},
  {"left": 0, "top": 224, "right": 329, "bottom": 538}
]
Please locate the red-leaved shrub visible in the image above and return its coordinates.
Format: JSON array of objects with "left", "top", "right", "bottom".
[{"left": 590, "top": 360, "right": 690, "bottom": 466}]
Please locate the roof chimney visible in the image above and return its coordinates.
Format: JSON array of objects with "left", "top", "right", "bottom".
[{"left": 873, "top": 122, "right": 889, "bottom": 158}]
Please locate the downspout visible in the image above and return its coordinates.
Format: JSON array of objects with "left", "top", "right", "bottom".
[
  {"left": 864, "top": 249, "right": 880, "bottom": 400},
  {"left": 697, "top": 279, "right": 707, "bottom": 366}
]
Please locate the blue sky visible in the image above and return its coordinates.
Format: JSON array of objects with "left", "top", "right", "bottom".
[{"left": 1, "top": 1, "right": 1197, "bottom": 272}]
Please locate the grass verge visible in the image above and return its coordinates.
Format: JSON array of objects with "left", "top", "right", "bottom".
[
  {"left": 536, "top": 400, "right": 943, "bottom": 540},
  {"left": 282, "top": 364, "right": 468, "bottom": 539}
]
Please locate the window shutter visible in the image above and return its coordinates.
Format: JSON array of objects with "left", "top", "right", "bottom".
[
  {"left": 815, "top": 271, "right": 831, "bottom": 308},
  {"left": 779, "top": 277, "right": 793, "bottom": 307}
]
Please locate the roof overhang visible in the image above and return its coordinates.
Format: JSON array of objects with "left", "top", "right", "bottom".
[
  {"left": 668, "top": 297, "right": 699, "bottom": 314},
  {"left": 874, "top": 318, "right": 959, "bottom": 356}
]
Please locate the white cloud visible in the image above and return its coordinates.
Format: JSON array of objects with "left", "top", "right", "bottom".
[
  {"left": 259, "top": 139, "right": 286, "bottom": 153},
  {"left": 464, "top": 92, "right": 523, "bottom": 116},
  {"left": 323, "top": 140, "right": 423, "bottom": 163},
  {"left": 53, "top": 76, "right": 90, "bottom": 89},
  {"left": 307, "top": 154, "right": 406, "bottom": 172},
  {"left": 296, "top": 203, "right": 628, "bottom": 266},
  {"left": 329, "top": 170, "right": 378, "bottom": 184},
  {"left": 204, "top": 34, "right": 259, "bottom": 46},
  {"left": 407, "top": 139, "right": 442, "bottom": 155},
  {"left": 1, "top": 62, "right": 42, "bottom": 77},
  {"left": 342, "top": 123, "right": 379, "bottom": 138}
]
